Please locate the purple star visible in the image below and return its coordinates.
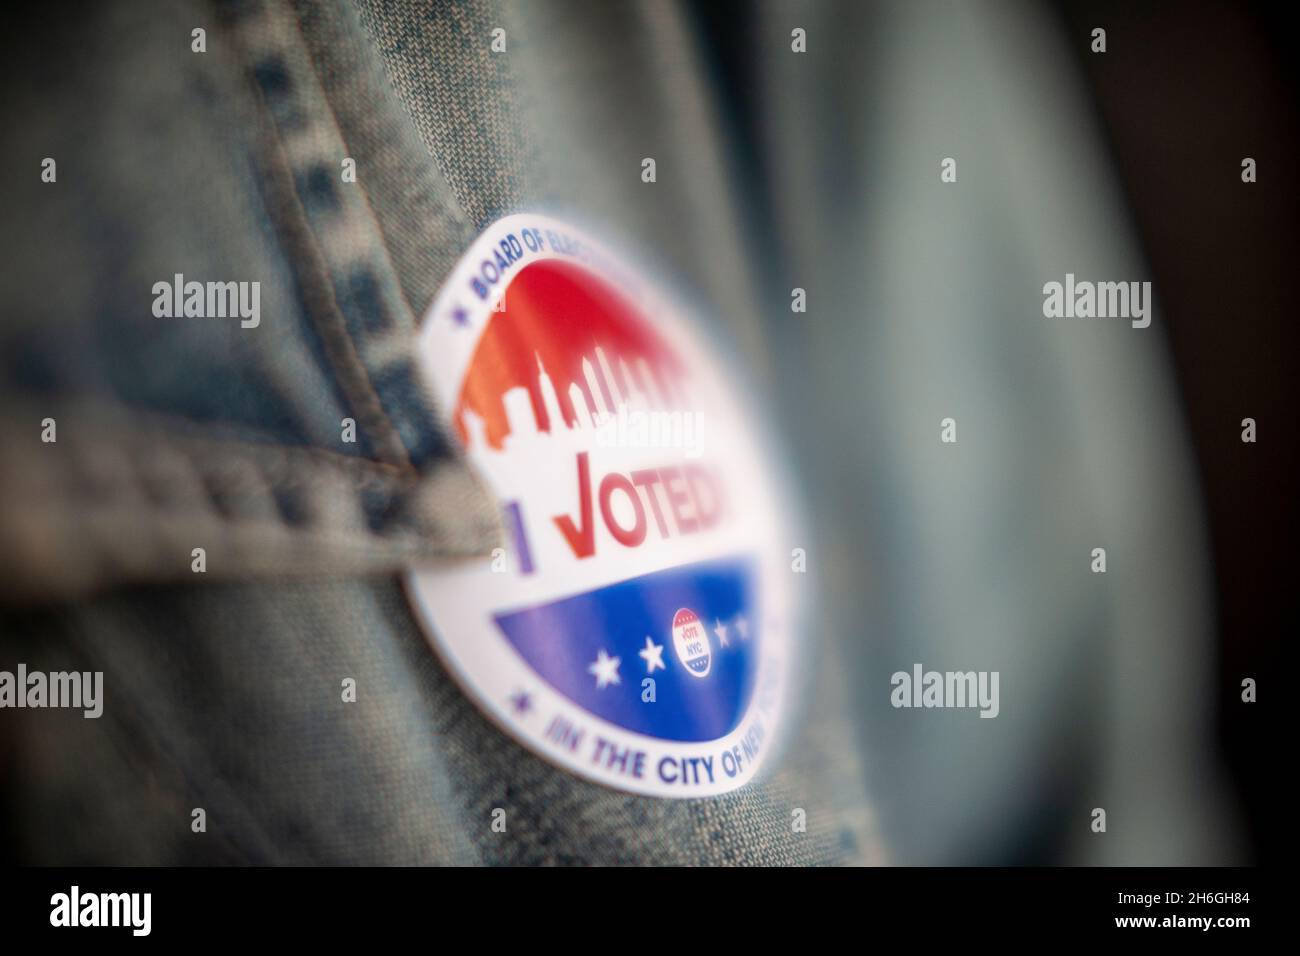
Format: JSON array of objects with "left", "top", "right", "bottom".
[
  {"left": 450, "top": 305, "right": 470, "bottom": 327},
  {"left": 509, "top": 690, "right": 532, "bottom": 716}
]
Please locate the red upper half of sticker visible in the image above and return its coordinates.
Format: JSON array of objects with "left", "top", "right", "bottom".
[{"left": 453, "top": 260, "right": 688, "bottom": 450}]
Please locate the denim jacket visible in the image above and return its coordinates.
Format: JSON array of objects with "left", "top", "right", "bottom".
[{"left": 0, "top": 0, "right": 1234, "bottom": 865}]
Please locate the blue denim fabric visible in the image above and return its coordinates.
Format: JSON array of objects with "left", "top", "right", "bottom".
[
  {"left": 0, "top": 0, "right": 882, "bottom": 865},
  {"left": 0, "top": 0, "right": 501, "bottom": 601}
]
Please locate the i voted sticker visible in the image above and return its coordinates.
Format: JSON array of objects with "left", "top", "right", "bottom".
[{"left": 405, "top": 214, "right": 796, "bottom": 798}]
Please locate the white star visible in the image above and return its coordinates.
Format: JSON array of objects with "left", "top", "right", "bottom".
[
  {"left": 713, "top": 618, "right": 729, "bottom": 647},
  {"left": 588, "top": 648, "right": 621, "bottom": 689},
  {"left": 639, "top": 636, "right": 666, "bottom": 673},
  {"left": 735, "top": 615, "right": 749, "bottom": 639}
]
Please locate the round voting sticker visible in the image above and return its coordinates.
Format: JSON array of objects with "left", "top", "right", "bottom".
[{"left": 405, "top": 214, "right": 796, "bottom": 797}]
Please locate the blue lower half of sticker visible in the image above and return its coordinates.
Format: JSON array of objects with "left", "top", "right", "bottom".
[{"left": 494, "top": 557, "right": 758, "bottom": 741}]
